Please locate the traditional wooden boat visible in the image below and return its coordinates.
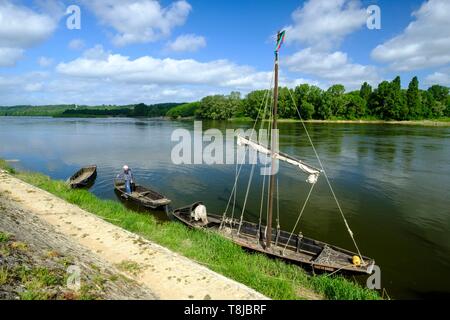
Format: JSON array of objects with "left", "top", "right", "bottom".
[
  {"left": 114, "top": 179, "right": 171, "bottom": 210},
  {"left": 171, "top": 202, "right": 374, "bottom": 274},
  {"left": 67, "top": 165, "right": 97, "bottom": 188},
  {"left": 170, "top": 31, "right": 375, "bottom": 275}
]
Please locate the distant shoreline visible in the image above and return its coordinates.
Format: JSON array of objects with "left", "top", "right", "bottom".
[
  {"left": 1, "top": 114, "right": 449, "bottom": 126},
  {"left": 227, "top": 117, "right": 450, "bottom": 126},
  {"left": 275, "top": 119, "right": 450, "bottom": 126}
]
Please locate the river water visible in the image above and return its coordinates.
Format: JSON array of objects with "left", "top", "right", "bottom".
[{"left": 0, "top": 116, "right": 449, "bottom": 299}]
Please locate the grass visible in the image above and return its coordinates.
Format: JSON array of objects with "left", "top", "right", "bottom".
[
  {"left": 0, "top": 231, "right": 11, "bottom": 243},
  {"left": 10, "top": 241, "right": 27, "bottom": 251},
  {"left": 0, "top": 229, "right": 107, "bottom": 300},
  {"left": 115, "top": 260, "right": 142, "bottom": 276},
  {"left": 0, "top": 267, "right": 8, "bottom": 285},
  {"left": 0, "top": 159, "right": 15, "bottom": 174},
  {"left": 13, "top": 265, "right": 65, "bottom": 300},
  {"left": 0, "top": 165, "right": 379, "bottom": 300},
  {"left": 310, "top": 275, "right": 379, "bottom": 300}
]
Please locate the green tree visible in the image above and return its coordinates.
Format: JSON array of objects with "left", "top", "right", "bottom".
[
  {"left": 196, "top": 95, "right": 227, "bottom": 120},
  {"left": 360, "top": 82, "right": 372, "bottom": 102},
  {"left": 294, "top": 84, "right": 322, "bottom": 119},
  {"left": 301, "top": 101, "right": 315, "bottom": 119},
  {"left": 389, "top": 76, "right": 408, "bottom": 120},
  {"left": 243, "top": 90, "right": 269, "bottom": 119},
  {"left": 421, "top": 91, "right": 434, "bottom": 118},
  {"left": 425, "top": 85, "right": 448, "bottom": 118},
  {"left": 446, "top": 95, "right": 450, "bottom": 117},
  {"left": 228, "top": 91, "right": 243, "bottom": 117},
  {"left": 406, "top": 77, "right": 422, "bottom": 119},
  {"left": 327, "top": 84, "right": 346, "bottom": 117},
  {"left": 428, "top": 85, "right": 449, "bottom": 102},
  {"left": 133, "top": 103, "right": 148, "bottom": 116},
  {"left": 166, "top": 102, "right": 200, "bottom": 119},
  {"left": 345, "top": 92, "right": 367, "bottom": 119},
  {"left": 316, "top": 92, "right": 333, "bottom": 119},
  {"left": 277, "top": 87, "right": 296, "bottom": 119}
]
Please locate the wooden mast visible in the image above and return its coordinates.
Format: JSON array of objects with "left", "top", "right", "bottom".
[{"left": 267, "top": 31, "right": 281, "bottom": 249}]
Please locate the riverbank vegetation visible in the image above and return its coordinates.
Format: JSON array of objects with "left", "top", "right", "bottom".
[
  {"left": 0, "top": 103, "right": 183, "bottom": 118},
  {"left": 190, "top": 77, "right": 449, "bottom": 121},
  {"left": 0, "top": 161, "right": 379, "bottom": 300},
  {"left": 1, "top": 77, "right": 447, "bottom": 124}
]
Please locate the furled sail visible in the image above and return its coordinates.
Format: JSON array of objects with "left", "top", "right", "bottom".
[{"left": 237, "top": 135, "right": 321, "bottom": 184}]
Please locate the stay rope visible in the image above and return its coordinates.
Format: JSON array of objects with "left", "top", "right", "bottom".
[
  {"left": 220, "top": 69, "right": 275, "bottom": 228},
  {"left": 238, "top": 72, "right": 275, "bottom": 234},
  {"left": 287, "top": 89, "right": 364, "bottom": 262},
  {"left": 282, "top": 182, "right": 315, "bottom": 254}
]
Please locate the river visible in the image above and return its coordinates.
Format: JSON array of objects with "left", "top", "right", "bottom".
[{"left": 0, "top": 116, "right": 449, "bottom": 299}]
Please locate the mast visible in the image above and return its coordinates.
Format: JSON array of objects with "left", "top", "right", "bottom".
[{"left": 267, "top": 31, "right": 282, "bottom": 249}]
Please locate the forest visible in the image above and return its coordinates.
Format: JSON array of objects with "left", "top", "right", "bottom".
[
  {"left": 179, "top": 77, "right": 449, "bottom": 121},
  {"left": 0, "top": 103, "right": 182, "bottom": 118},
  {"left": 1, "top": 77, "right": 448, "bottom": 121}
]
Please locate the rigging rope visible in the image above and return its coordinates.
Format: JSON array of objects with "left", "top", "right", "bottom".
[
  {"left": 237, "top": 160, "right": 256, "bottom": 235},
  {"left": 282, "top": 182, "right": 315, "bottom": 255},
  {"left": 220, "top": 70, "right": 274, "bottom": 228},
  {"left": 257, "top": 168, "right": 266, "bottom": 241},
  {"left": 230, "top": 158, "right": 238, "bottom": 226},
  {"left": 238, "top": 73, "right": 275, "bottom": 234},
  {"left": 286, "top": 89, "right": 365, "bottom": 263},
  {"left": 276, "top": 178, "right": 280, "bottom": 229},
  {"left": 264, "top": 81, "right": 275, "bottom": 239}
]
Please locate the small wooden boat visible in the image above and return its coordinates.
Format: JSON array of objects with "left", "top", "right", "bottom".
[
  {"left": 67, "top": 165, "right": 97, "bottom": 189},
  {"left": 170, "top": 202, "right": 375, "bottom": 275},
  {"left": 114, "top": 179, "right": 171, "bottom": 210}
]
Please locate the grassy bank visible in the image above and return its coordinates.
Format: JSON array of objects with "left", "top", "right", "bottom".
[{"left": 0, "top": 163, "right": 379, "bottom": 300}]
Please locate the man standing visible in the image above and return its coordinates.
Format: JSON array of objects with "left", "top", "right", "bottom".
[{"left": 118, "top": 165, "right": 134, "bottom": 195}]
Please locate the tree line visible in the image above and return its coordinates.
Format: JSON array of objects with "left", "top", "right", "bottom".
[
  {"left": 63, "top": 103, "right": 183, "bottom": 117},
  {"left": 180, "top": 77, "right": 449, "bottom": 121},
  {"left": 1, "top": 77, "right": 448, "bottom": 121},
  {"left": 0, "top": 103, "right": 183, "bottom": 117}
]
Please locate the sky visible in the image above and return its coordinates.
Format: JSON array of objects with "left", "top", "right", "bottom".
[{"left": 0, "top": 0, "right": 449, "bottom": 105}]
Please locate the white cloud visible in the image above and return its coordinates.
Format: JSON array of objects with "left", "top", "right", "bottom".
[
  {"left": 0, "top": 1, "right": 58, "bottom": 67},
  {"left": 38, "top": 56, "right": 53, "bottom": 67},
  {"left": 0, "top": 45, "right": 286, "bottom": 105},
  {"left": 0, "top": 48, "right": 24, "bottom": 67},
  {"left": 68, "top": 39, "right": 85, "bottom": 50},
  {"left": 0, "top": 71, "right": 224, "bottom": 105},
  {"left": 282, "top": 0, "right": 379, "bottom": 90},
  {"left": 81, "top": 45, "right": 110, "bottom": 60},
  {"left": 165, "top": 34, "right": 206, "bottom": 52},
  {"left": 372, "top": 0, "right": 450, "bottom": 71},
  {"left": 56, "top": 45, "right": 273, "bottom": 90},
  {"left": 84, "top": 0, "right": 192, "bottom": 46},
  {"left": 24, "top": 82, "right": 43, "bottom": 92},
  {"left": 284, "top": 0, "right": 367, "bottom": 50},
  {"left": 285, "top": 48, "right": 379, "bottom": 89},
  {"left": 425, "top": 69, "right": 450, "bottom": 86}
]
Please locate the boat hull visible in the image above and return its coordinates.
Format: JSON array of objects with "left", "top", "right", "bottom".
[
  {"left": 170, "top": 202, "right": 375, "bottom": 275},
  {"left": 68, "top": 165, "right": 97, "bottom": 189},
  {"left": 114, "top": 180, "right": 171, "bottom": 210}
]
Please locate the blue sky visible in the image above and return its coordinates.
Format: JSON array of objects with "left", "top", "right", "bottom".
[{"left": 0, "top": 0, "right": 449, "bottom": 105}]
